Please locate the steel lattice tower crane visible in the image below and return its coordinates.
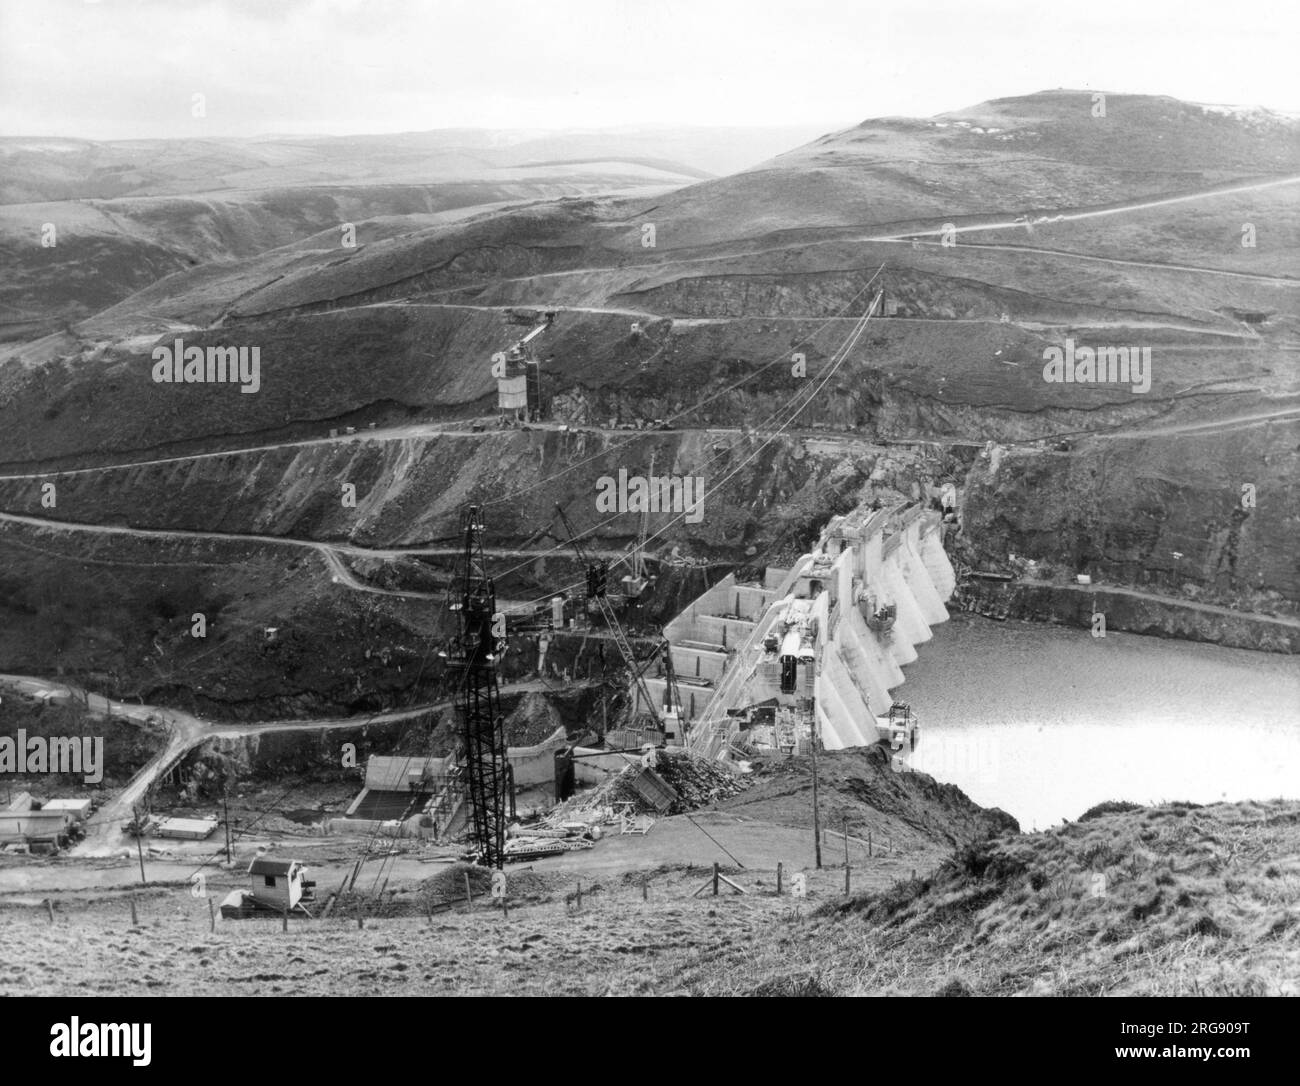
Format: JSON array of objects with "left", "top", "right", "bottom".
[{"left": 449, "top": 505, "right": 509, "bottom": 868}]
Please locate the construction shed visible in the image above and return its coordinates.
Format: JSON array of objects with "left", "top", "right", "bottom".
[
  {"left": 42, "top": 798, "right": 92, "bottom": 819},
  {"left": 0, "top": 807, "right": 76, "bottom": 847},
  {"left": 247, "top": 858, "right": 312, "bottom": 912}
]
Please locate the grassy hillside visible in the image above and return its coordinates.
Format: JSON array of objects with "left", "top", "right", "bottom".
[
  {"left": 799, "top": 798, "right": 1300, "bottom": 996},
  {"left": 5, "top": 124, "right": 828, "bottom": 335},
  {"left": 4, "top": 797, "right": 1292, "bottom": 996}
]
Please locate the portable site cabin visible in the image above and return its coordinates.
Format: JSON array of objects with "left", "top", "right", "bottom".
[{"left": 247, "top": 858, "right": 313, "bottom": 912}]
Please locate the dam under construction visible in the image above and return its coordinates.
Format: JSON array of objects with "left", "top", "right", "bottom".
[
  {"left": 3, "top": 28, "right": 1299, "bottom": 1008},
  {"left": 632, "top": 499, "right": 956, "bottom": 764}
]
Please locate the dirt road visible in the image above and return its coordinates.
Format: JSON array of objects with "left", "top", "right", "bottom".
[{"left": 0, "top": 672, "right": 571, "bottom": 858}]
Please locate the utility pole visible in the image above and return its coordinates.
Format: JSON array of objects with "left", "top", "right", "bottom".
[
  {"left": 222, "top": 790, "right": 232, "bottom": 864},
  {"left": 843, "top": 815, "right": 851, "bottom": 894},
  {"left": 599, "top": 643, "right": 608, "bottom": 739},
  {"left": 809, "top": 649, "right": 822, "bottom": 869},
  {"left": 133, "top": 807, "right": 147, "bottom": 885},
  {"left": 810, "top": 728, "right": 822, "bottom": 869}
]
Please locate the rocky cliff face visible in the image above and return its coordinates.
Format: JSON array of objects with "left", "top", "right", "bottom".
[
  {"left": 953, "top": 579, "right": 1300, "bottom": 653},
  {"left": 956, "top": 423, "right": 1300, "bottom": 615}
]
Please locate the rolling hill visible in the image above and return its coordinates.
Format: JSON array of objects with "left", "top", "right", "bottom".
[
  {"left": 0, "top": 124, "right": 834, "bottom": 337},
  {"left": 1, "top": 89, "right": 1296, "bottom": 716}
]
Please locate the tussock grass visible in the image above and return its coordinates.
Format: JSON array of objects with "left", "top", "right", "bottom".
[
  {"left": 6, "top": 801, "right": 1296, "bottom": 997},
  {"left": 694, "top": 799, "right": 1300, "bottom": 996}
]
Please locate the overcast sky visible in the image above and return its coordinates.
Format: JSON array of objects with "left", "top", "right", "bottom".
[{"left": 2, "top": 0, "right": 1297, "bottom": 140}]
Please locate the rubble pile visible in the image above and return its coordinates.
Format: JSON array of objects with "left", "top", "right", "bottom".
[{"left": 653, "top": 751, "right": 749, "bottom": 813}]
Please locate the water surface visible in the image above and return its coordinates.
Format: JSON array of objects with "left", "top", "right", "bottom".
[{"left": 898, "top": 616, "right": 1300, "bottom": 828}]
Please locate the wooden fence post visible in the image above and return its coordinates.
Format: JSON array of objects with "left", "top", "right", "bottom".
[{"left": 843, "top": 817, "right": 850, "bottom": 894}]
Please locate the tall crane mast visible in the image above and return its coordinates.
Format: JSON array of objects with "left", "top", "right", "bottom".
[{"left": 447, "top": 505, "right": 509, "bottom": 867}]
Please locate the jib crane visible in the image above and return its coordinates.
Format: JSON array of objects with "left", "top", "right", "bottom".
[
  {"left": 554, "top": 502, "right": 661, "bottom": 736},
  {"left": 634, "top": 636, "right": 685, "bottom": 740}
]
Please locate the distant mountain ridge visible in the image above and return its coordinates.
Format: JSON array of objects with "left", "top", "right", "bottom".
[{"left": 0, "top": 124, "right": 839, "bottom": 204}]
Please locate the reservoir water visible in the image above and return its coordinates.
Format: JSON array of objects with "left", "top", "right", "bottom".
[{"left": 898, "top": 615, "right": 1300, "bottom": 828}]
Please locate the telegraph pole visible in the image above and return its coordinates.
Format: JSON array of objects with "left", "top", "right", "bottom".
[
  {"left": 222, "top": 790, "right": 233, "bottom": 864},
  {"left": 133, "top": 807, "right": 147, "bottom": 885},
  {"left": 599, "top": 643, "right": 608, "bottom": 738},
  {"left": 808, "top": 649, "right": 822, "bottom": 869},
  {"left": 810, "top": 731, "right": 822, "bottom": 869}
]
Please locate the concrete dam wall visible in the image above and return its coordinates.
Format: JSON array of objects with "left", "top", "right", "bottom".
[{"left": 635, "top": 501, "right": 956, "bottom": 761}]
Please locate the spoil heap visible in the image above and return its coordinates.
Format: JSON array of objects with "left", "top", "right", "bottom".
[{"left": 652, "top": 750, "right": 749, "bottom": 813}]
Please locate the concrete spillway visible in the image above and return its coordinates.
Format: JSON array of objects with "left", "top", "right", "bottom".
[{"left": 639, "top": 501, "right": 956, "bottom": 761}]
